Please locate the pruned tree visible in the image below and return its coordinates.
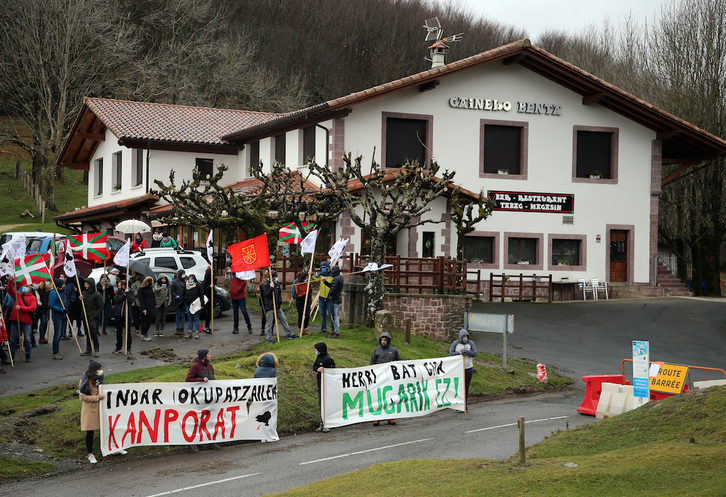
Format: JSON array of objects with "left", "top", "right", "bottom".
[
  {"left": 450, "top": 188, "right": 496, "bottom": 260},
  {"left": 0, "top": 0, "right": 137, "bottom": 210},
  {"left": 152, "top": 161, "right": 344, "bottom": 263},
  {"left": 309, "top": 154, "right": 458, "bottom": 320}
]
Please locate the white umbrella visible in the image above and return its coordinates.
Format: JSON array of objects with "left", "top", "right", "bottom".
[{"left": 115, "top": 219, "right": 152, "bottom": 234}]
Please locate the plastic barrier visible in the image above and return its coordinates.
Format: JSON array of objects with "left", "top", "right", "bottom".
[{"left": 577, "top": 374, "right": 630, "bottom": 416}]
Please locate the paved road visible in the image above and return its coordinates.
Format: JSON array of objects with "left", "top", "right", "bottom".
[
  {"left": 1, "top": 390, "right": 591, "bottom": 497},
  {"left": 471, "top": 297, "right": 726, "bottom": 386},
  {"left": 3, "top": 296, "right": 726, "bottom": 496}
]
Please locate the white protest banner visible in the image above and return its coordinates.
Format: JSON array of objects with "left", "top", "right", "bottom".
[
  {"left": 322, "top": 355, "right": 465, "bottom": 429},
  {"left": 235, "top": 271, "right": 257, "bottom": 281},
  {"left": 99, "top": 378, "right": 278, "bottom": 456}
]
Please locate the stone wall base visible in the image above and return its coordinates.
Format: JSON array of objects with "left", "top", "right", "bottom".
[{"left": 382, "top": 293, "right": 473, "bottom": 341}]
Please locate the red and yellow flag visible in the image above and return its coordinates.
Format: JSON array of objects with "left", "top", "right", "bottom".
[{"left": 228, "top": 234, "right": 270, "bottom": 272}]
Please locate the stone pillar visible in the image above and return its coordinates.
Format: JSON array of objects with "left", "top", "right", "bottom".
[
  {"left": 375, "top": 310, "right": 394, "bottom": 339},
  {"left": 341, "top": 272, "right": 368, "bottom": 326}
]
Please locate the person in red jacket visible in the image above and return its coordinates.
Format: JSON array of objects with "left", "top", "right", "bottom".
[
  {"left": 0, "top": 312, "right": 8, "bottom": 373},
  {"left": 229, "top": 272, "right": 252, "bottom": 334},
  {"left": 131, "top": 232, "right": 148, "bottom": 253},
  {"left": 184, "top": 348, "right": 219, "bottom": 452},
  {"left": 7, "top": 278, "right": 38, "bottom": 363}
]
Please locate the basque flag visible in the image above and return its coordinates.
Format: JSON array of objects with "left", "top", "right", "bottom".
[
  {"left": 14, "top": 253, "right": 52, "bottom": 285},
  {"left": 228, "top": 234, "right": 270, "bottom": 272},
  {"left": 68, "top": 232, "right": 110, "bottom": 262}
]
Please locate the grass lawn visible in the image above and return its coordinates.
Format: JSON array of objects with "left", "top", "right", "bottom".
[
  {"left": 268, "top": 386, "right": 726, "bottom": 496},
  {"left": 0, "top": 324, "right": 572, "bottom": 482}
]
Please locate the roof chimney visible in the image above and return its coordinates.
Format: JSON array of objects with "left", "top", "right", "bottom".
[{"left": 429, "top": 41, "right": 449, "bottom": 69}]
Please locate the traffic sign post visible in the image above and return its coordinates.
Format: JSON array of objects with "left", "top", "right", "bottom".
[{"left": 465, "top": 312, "right": 514, "bottom": 369}]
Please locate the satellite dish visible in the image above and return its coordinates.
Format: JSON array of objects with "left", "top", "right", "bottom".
[{"left": 423, "top": 17, "right": 442, "bottom": 42}]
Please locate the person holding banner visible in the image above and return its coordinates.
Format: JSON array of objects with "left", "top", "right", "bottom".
[
  {"left": 313, "top": 342, "right": 335, "bottom": 433},
  {"left": 79, "top": 359, "right": 125, "bottom": 463},
  {"left": 449, "top": 329, "right": 477, "bottom": 413},
  {"left": 48, "top": 278, "right": 69, "bottom": 360},
  {"left": 79, "top": 278, "right": 103, "bottom": 357},
  {"left": 112, "top": 280, "right": 134, "bottom": 355},
  {"left": 7, "top": 278, "right": 37, "bottom": 363},
  {"left": 370, "top": 332, "right": 401, "bottom": 426},
  {"left": 185, "top": 348, "right": 221, "bottom": 451},
  {"left": 261, "top": 270, "right": 296, "bottom": 342}
]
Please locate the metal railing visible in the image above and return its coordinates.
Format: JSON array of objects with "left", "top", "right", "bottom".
[{"left": 656, "top": 235, "right": 694, "bottom": 291}]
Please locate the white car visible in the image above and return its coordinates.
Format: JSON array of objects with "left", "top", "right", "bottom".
[{"left": 129, "top": 247, "right": 210, "bottom": 279}]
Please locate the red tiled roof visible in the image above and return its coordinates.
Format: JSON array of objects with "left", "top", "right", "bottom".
[
  {"left": 86, "top": 98, "right": 280, "bottom": 145},
  {"left": 221, "top": 39, "right": 726, "bottom": 165},
  {"left": 55, "top": 193, "right": 159, "bottom": 223}
]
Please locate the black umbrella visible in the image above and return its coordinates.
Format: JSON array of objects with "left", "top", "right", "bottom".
[{"left": 127, "top": 260, "right": 155, "bottom": 280}]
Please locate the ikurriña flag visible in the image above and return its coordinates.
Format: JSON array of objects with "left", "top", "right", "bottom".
[
  {"left": 68, "top": 232, "right": 110, "bottom": 262},
  {"left": 14, "top": 253, "right": 52, "bottom": 285},
  {"left": 228, "top": 234, "right": 270, "bottom": 272}
]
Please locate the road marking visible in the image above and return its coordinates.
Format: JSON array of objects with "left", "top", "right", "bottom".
[
  {"left": 465, "top": 415, "right": 569, "bottom": 434},
  {"left": 300, "top": 438, "right": 432, "bottom": 465},
  {"left": 145, "top": 472, "right": 260, "bottom": 497}
]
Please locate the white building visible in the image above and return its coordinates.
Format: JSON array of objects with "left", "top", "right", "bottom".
[{"left": 57, "top": 39, "right": 726, "bottom": 289}]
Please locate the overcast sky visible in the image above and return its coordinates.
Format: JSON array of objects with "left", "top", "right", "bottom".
[{"left": 454, "top": 0, "right": 671, "bottom": 41}]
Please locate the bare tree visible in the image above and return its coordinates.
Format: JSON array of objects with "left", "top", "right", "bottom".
[
  {"left": 152, "top": 162, "right": 343, "bottom": 259},
  {"left": 309, "top": 154, "right": 457, "bottom": 320},
  {"left": 0, "top": 0, "right": 137, "bottom": 211},
  {"left": 450, "top": 188, "right": 496, "bottom": 260}
]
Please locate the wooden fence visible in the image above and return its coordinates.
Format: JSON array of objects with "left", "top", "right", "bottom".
[
  {"left": 15, "top": 161, "right": 45, "bottom": 223},
  {"left": 488, "top": 273, "right": 552, "bottom": 302}
]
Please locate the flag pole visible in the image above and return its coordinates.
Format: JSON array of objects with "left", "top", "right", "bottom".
[
  {"left": 299, "top": 249, "right": 315, "bottom": 337},
  {"left": 269, "top": 266, "right": 280, "bottom": 343},
  {"left": 75, "top": 273, "right": 94, "bottom": 354},
  {"left": 50, "top": 278, "right": 82, "bottom": 353},
  {"left": 125, "top": 261, "right": 130, "bottom": 355},
  {"left": 101, "top": 258, "right": 106, "bottom": 335},
  {"left": 0, "top": 302, "right": 14, "bottom": 367}
]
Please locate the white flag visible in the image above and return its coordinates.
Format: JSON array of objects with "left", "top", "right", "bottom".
[
  {"left": 328, "top": 237, "right": 349, "bottom": 262},
  {"left": 113, "top": 240, "right": 131, "bottom": 267},
  {"left": 300, "top": 230, "right": 318, "bottom": 255},
  {"left": 0, "top": 246, "right": 14, "bottom": 277},
  {"left": 63, "top": 238, "right": 77, "bottom": 277},
  {"left": 362, "top": 262, "right": 393, "bottom": 272},
  {"left": 206, "top": 230, "right": 214, "bottom": 264},
  {"left": 4, "top": 235, "right": 26, "bottom": 261}
]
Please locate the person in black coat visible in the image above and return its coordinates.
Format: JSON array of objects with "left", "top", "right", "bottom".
[
  {"left": 260, "top": 270, "right": 296, "bottom": 342},
  {"left": 112, "top": 279, "right": 134, "bottom": 355},
  {"left": 138, "top": 276, "right": 156, "bottom": 341},
  {"left": 321, "top": 265, "right": 344, "bottom": 338},
  {"left": 183, "top": 274, "right": 205, "bottom": 339},
  {"left": 313, "top": 342, "right": 335, "bottom": 432},
  {"left": 202, "top": 267, "right": 213, "bottom": 333}
]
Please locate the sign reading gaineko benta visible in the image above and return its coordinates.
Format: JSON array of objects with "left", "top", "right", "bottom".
[
  {"left": 448, "top": 97, "right": 561, "bottom": 116},
  {"left": 489, "top": 191, "right": 574, "bottom": 213}
]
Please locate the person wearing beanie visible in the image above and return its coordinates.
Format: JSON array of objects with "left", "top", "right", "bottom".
[
  {"left": 309, "top": 261, "right": 333, "bottom": 335},
  {"left": 151, "top": 229, "right": 162, "bottom": 248},
  {"left": 131, "top": 232, "right": 148, "bottom": 253},
  {"left": 370, "top": 332, "right": 401, "bottom": 426},
  {"left": 254, "top": 353, "right": 278, "bottom": 378},
  {"left": 450, "top": 329, "right": 477, "bottom": 413},
  {"left": 313, "top": 342, "right": 335, "bottom": 433},
  {"left": 79, "top": 359, "right": 126, "bottom": 463},
  {"left": 185, "top": 348, "right": 218, "bottom": 452},
  {"left": 47, "top": 278, "right": 69, "bottom": 360},
  {"left": 186, "top": 348, "right": 215, "bottom": 382}
]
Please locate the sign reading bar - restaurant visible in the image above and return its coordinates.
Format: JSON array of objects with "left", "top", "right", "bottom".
[{"left": 488, "top": 191, "right": 574, "bottom": 214}]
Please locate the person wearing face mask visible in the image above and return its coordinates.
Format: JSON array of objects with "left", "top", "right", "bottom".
[
  {"left": 370, "top": 331, "right": 401, "bottom": 426},
  {"left": 151, "top": 229, "right": 163, "bottom": 248},
  {"left": 183, "top": 274, "right": 204, "bottom": 339},
  {"left": 313, "top": 342, "right": 335, "bottom": 433},
  {"left": 6, "top": 277, "right": 37, "bottom": 363},
  {"left": 260, "top": 270, "right": 296, "bottom": 342},
  {"left": 449, "top": 328, "right": 477, "bottom": 413},
  {"left": 131, "top": 232, "right": 148, "bottom": 253},
  {"left": 309, "top": 261, "right": 333, "bottom": 335},
  {"left": 79, "top": 359, "right": 126, "bottom": 463}
]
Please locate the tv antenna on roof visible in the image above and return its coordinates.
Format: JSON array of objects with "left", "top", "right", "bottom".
[
  {"left": 423, "top": 17, "right": 464, "bottom": 44},
  {"left": 423, "top": 17, "right": 463, "bottom": 68}
]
